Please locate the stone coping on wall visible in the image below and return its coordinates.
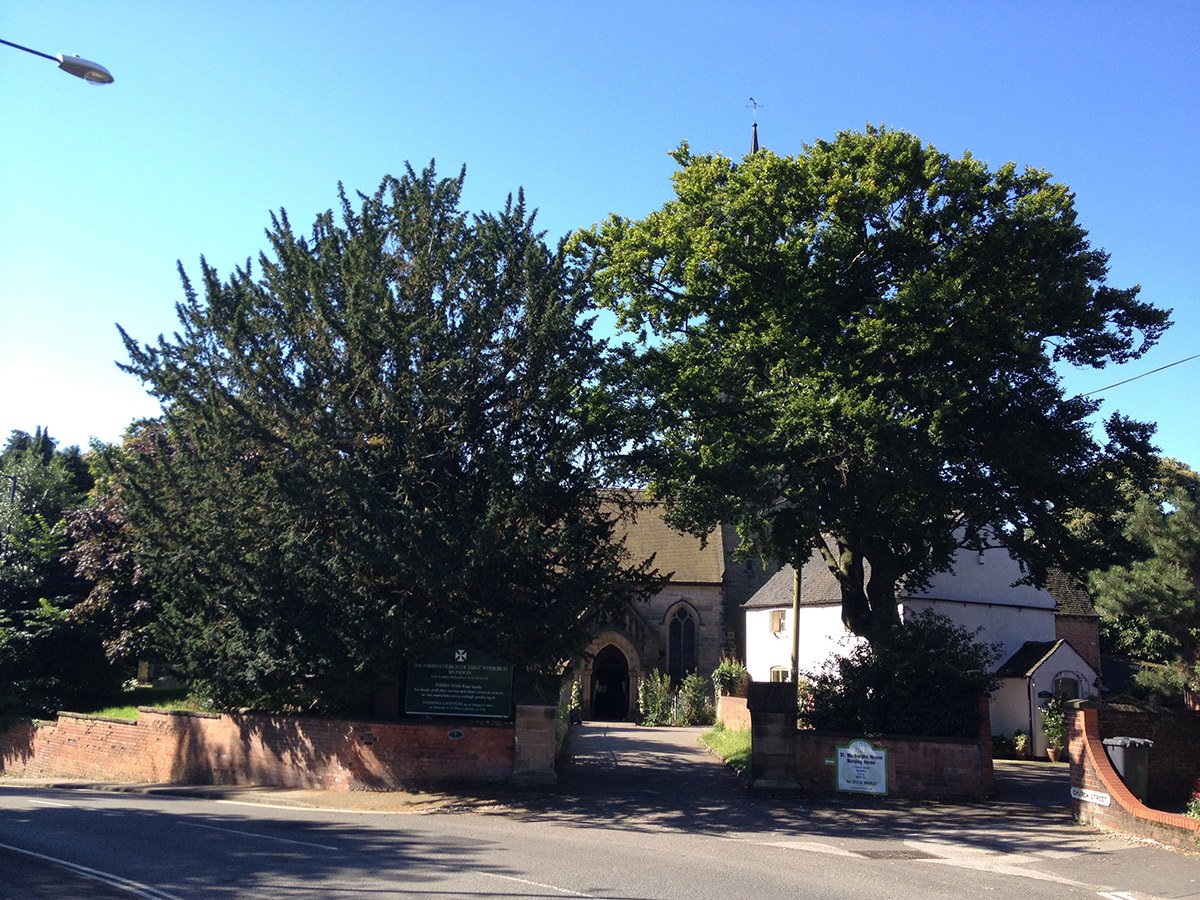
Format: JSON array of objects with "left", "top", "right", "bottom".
[{"left": 1069, "top": 702, "right": 1200, "bottom": 852}]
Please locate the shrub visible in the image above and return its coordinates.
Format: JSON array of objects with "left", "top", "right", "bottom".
[
  {"left": 677, "top": 672, "right": 715, "bottom": 726},
  {"left": 711, "top": 657, "right": 748, "bottom": 697},
  {"left": 1041, "top": 697, "right": 1068, "bottom": 750},
  {"left": 1186, "top": 797, "right": 1200, "bottom": 820},
  {"left": 800, "top": 610, "right": 1000, "bottom": 739},
  {"left": 1013, "top": 729, "right": 1029, "bottom": 755},
  {"left": 637, "top": 669, "right": 673, "bottom": 726}
]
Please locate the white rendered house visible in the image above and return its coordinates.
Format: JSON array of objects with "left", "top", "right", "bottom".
[{"left": 743, "top": 544, "right": 1099, "bottom": 741}]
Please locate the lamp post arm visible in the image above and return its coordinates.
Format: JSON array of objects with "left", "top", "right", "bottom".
[{"left": 0, "top": 37, "right": 57, "bottom": 62}]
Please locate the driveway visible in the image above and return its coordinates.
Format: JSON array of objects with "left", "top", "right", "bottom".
[{"left": 509, "top": 722, "right": 1199, "bottom": 896}]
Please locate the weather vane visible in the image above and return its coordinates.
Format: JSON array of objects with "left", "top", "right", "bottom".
[{"left": 747, "top": 97, "right": 764, "bottom": 123}]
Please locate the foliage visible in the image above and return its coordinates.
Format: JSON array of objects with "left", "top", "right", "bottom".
[
  {"left": 581, "top": 126, "right": 1169, "bottom": 645},
  {"left": 637, "top": 669, "right": 673, "bottom": 726},
  {"left": 63, "top": 443, "right": 159, "bottom": 664},
  {"left": 1089, "top": 458, "right": 1200, "bottom": 691},
  {"left": 1041, "top": 697, "right": 1068, "bottom": 750},
  {"left": 1013, "top": 729, "right": 1029, "bottom": 753},
  {"left": 700, "top": 725, "right": 751, "bottom": 776},
  {"left": 0, "top": 430, "right": 121, "bottom": 716},
  {"left": 677, "top": 671, "right": 715, "bottom": 725},
  {"left": 711, "top": 656, "right": 748, "bottom": 696},
  {"left": 1186, "top": 797, "right": 1200, "bottom": 820},
  {"left": 113, "top": 166, "right": 656, "bottom": 713},
  {"left": 800, "top": 610, "right": 1000, "bottom": 738},
  {"left": 1131, "top": 662, "right": 1189, "bottom": 706}
]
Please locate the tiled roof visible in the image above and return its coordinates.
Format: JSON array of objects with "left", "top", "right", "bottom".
[
  {"left": 1045, "top": 569, "right": 1097, "bottom": 617},
  {"left": 612, "top": 496, "right": 725, "bottom": 585},
  {"left": 742, "top": 550, "right": 846, "bottom": 609},
  {"left": 996, "top": 640, "right": 1064, "bottom": 679}
]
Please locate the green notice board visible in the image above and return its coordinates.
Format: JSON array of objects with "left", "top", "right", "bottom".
[{"left": 405, "top": 647, "right": 514, "bottom": 718}]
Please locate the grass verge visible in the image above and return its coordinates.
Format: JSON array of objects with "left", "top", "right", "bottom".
[
  {"left": 700, "top": 724, "right": 751, "bottom": 776},
  {"left": 84, "top": 687, "right": 206, "bottom": 721}
]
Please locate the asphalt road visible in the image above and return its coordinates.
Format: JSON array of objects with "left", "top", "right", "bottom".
[{"left": 0, "top": 724, "right": 1197, "bottom": 898}]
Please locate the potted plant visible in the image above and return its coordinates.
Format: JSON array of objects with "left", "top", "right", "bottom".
[
  {"left": 1012, "top": 729, "right": 1028, "bottom": 760},
  {"left": 1042, "top": 698, "right": 1067, "bottom": 762}
]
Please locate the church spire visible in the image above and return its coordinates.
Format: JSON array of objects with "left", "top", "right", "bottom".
[{"left": 748, "top": 97, "right": 762, "bottom": 153}]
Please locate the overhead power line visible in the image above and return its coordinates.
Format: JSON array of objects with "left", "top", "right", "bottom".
[{"left": 1082, "top": 352, "right": 1200, "bottom": 397}]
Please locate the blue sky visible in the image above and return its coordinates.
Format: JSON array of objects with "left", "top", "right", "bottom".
[{"left": 2, "top": 2, "right": 1197, "bottom": 469}]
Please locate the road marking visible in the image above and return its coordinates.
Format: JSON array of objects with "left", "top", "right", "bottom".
[
  {"left": 1097, "top": 893, "right": 1139, "bottom": 899},
  {"left": 0, "top": 840, "right": 181, "bottom": 899},
  {"left": 758, "top": 839, "right": 858, "bottom": 857},
  {"left": 181, "top": 821, "right": 340, "bottom": 850},
  {"left": 478, "top": 871, "right": 596, "bottom": 896},
  {"left": 214, "top": 798, "right": 414, "bottom": 814},
  {"left": 28, "top": 798, "right": 72, "bottom": 807}
]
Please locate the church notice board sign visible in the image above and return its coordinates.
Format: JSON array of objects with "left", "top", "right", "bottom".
[
  {"left": 836, "top": 739, "right": 888, "bottom": 795},
  {"left": 405, "top": 647, "right": 513, "bottom": 718}
]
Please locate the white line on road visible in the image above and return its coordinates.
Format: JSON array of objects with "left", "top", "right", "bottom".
[
  {"left": 28, "top": 798, "right": 72, "bottom": 807},
  {"left": 181, "top": 821, "right": 340, "bottom": 850},
  {"left": 0, "top": 840, "right": 182, "bottom": 899},
  {"left": 477, "top": 870, "right": 597, "bottom": 897},
  {"left": 758, "top": 839, "right": 859, "bottom": 857}
]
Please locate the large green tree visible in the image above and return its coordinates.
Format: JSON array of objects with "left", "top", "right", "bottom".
[
  {"left": 582, "top": 126, "right": 1170, "bottom": 644},
  {"left": 115, "top": 165, "right": 652, "bottom": 712},
  {"left": 1089, "top": 457, "right": 1200, "bottom": 690}
]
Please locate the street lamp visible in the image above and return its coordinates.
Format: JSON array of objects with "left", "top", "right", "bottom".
[{"left": 1, "top": 37, "right": 113, "bottom": 84}]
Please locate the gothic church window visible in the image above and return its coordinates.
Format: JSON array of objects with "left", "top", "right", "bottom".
[{"left": 668, "top": 606, "right": 698, "bottom": 683}]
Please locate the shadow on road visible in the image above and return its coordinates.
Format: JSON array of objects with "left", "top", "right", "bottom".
[{"left": 498, "top": 723, "right": 1088, "bottom": 859}]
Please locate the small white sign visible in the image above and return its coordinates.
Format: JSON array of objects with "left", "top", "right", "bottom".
[
  {"left": 837, "top": 739, "right": 888, "bottom": 795},
  {"left": 1071, "top": 786, "right": 1111, "bottom": 807}
]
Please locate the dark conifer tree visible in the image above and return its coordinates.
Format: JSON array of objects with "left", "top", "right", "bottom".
[{"left": 117, "top": 165, "right": 652, "bottom": 712}]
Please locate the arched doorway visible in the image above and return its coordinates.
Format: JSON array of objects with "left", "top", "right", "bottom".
[{"left": 591, "top": 644, "right": 630, "bottom": 721}]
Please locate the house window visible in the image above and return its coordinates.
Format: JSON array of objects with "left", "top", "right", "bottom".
[
  {"left": 770, "top": 667, "right": 790, "bottom": 683},
  {"left": 1053, "top": 674, "right": 1082, "bottom": 700},
  {"left": 770, "top": 609, "right": 787, "bottom": 634},
  {"left": 668, "top": 607, "right": 698, "bottom": 683}
]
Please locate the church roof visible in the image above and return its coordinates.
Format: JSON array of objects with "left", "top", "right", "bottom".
[{"left": 613, "top": 496, "right": 726, "bottom": 585}]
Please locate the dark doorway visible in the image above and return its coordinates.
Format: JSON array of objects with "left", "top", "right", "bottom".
[{"left": 591, "top": 645, "right": 630, "bottom": 721}]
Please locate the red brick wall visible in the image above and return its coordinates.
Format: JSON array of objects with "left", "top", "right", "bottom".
[
  {"left": 1070, "top": 704, "right": 1200, "bottom": 852},
  {"left": 717, "top": 695, "right": 750, "bottom": 730},
  {"left": 1096, "top": 704, "right": 1200, "bottom": 808},
  {"left": 0, "top": 708, "right": 515, "bottom": 790},
  {"left": 748, "top": 696, "right": 993, "bottom": 799},
  {"left": 792, "top": 730, "right": 990, "bottom": 798}
]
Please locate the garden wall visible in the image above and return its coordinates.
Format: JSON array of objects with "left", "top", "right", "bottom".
[
  {"left": 716, "top": 695, "right": 750, "bottom": 730},
  {"left": 0, "top": 706, "right": 552, "bottom": 790},
  {"left": 1069, "top": 702, "right": 1200, "bottom": 851},
  {"left": 746, "top": 682, "right": 993, "bottom": 799}
]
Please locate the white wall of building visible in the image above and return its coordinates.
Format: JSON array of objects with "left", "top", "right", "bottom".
[
  {"left": 911, "top": 544, "right": 1055, "bottom": 608},
  {"left": 745, "top": 603, "right": 861, "bottom": 682},
  {"left": 899, "top": 598, "right": 1057, "bottom": 673}
]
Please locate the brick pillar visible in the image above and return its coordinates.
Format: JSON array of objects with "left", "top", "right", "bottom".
[
  {"left": 511, "top": 704, "right": 558, "bottom": 788},
  {"left": 978, "top": 694, "right": 994, "bottom": 797},
  {"left": 747, "top": 681, "right": 798, "bottom": 790}
]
